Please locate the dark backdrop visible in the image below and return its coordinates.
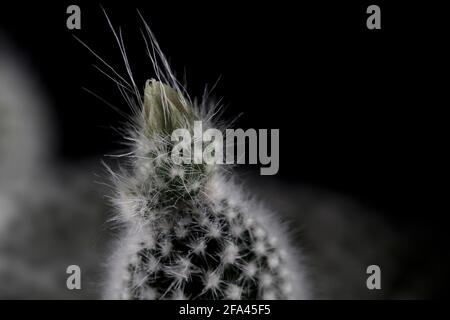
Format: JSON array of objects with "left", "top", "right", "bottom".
[{"left": 0, "top": 1, "right": 446, "bottom": 229}]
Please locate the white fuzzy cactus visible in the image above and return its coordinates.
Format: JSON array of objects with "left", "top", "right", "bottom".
[{"left": 103, "top": 21, "right": 310, "bottom": 300}]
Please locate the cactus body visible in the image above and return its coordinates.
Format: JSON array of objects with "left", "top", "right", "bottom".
[{"left": 105, "top": 78, "right": 309, "bottom": 299}]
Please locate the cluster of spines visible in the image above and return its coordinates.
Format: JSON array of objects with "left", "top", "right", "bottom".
[{"left": 111, "top": 193, "right": 294, "bottom": 300}]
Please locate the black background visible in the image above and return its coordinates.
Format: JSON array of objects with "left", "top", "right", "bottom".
[{"left": 0, "top": 1, "right": 446, "bottom": 229}]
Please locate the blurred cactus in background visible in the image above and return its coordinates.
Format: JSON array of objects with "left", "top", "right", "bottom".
[
  {"left": 0, "top": 35, "right": 52, "bottom": 184},
  {"left": 0, "top": 35, "right": 110, "bottom": 299},
  {"left": 0, "top": 166, "right": 109, "bottom": 299},
  {"left": 0, "top": 33, "right": 52, "bottom": 245}
]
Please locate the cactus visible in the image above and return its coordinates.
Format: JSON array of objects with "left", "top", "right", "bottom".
[
  {"left": 0, "top": 35, "right": 52, "bottom": 184},
  {"left": 0, "top": 35, "right": 109, "bottom": 299},
  {"left": 0, "top": 166, "right": 111, "bottom": 299},
  {"left": 103, "top": 23, "right": 310, "bottom": 299}
]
